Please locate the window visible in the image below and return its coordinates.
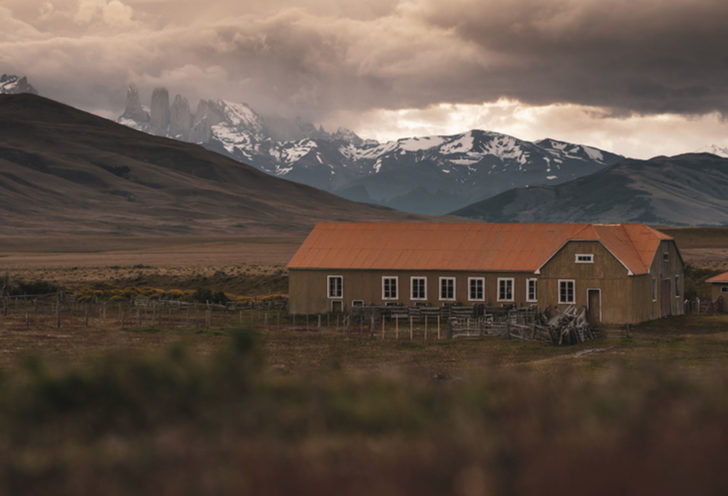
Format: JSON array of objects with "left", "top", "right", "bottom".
[
  {"left": 723, "top": 286, "right": 728, "bottom": 293},
  {"left": 497, "top": 278, "right": 514, "bottom": 302},
  {"left": 674, "top": 275, "right": 680, "bottom": 298},
  {"left": 440, "top": 277, "right": 456, "bottom": 301},
  {"left": 575, "top": 254, "right": 594, "bottom": 263},
  {"left": 559, "top": 280, "right": 575, "bottom": 304},
  {"left": 652, "top": 278, "right": 657, "bottom": 301},
  {"left": 382, "top": 277, "right": 398, "bottom": 300},
  {"left": 327, "top": 275, "right": 343, "bottom": 299},
  {"left": 663, "top": 252, "right": 669, "bottom": 263},
  {"left": 352, "top": 300, "right": 364, "bottom": 308},
  {"left": 527, "top": 278, "right": 537, "bottom": 302},
  {"left": 411, "top": 277, "right": 427, "bottom": 300},
  {"left": 468, "top": 277, "right": 484, "bottom": 301}
]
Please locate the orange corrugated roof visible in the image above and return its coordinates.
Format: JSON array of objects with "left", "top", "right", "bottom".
[
  {"left": 707, "top": 271, "right": 728, "bottom": 283},
  {"left": 287, "top": 222, "right": 673, "bottom": 275}
]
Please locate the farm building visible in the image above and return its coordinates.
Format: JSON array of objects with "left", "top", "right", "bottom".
[
  {"left": 287, "top": 222, "right": 685, "bottom": 324},
  {"left": 706, "top": 272, "right": 728, "bottom": 311}
]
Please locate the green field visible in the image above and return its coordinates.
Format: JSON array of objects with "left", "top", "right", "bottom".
[{"left": 1, "top": 315, "right": 728, "bottom": 495}]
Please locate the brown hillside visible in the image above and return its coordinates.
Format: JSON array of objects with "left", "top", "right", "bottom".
[{"left": 0, "top": 94, "right": 422, "bottom": 236}]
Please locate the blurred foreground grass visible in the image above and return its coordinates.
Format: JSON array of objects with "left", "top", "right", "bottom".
[{"left": 1, "top": 321, "right": 728, "bottom": 495}]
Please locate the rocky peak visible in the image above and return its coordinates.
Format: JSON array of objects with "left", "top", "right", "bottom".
[
  {"left": 150, "top": 87, "right": 170, "bottom": 135},
  {"left": 119, "top": 84, "right": 149, "bottom": 124},
  {"left": 0, "top": 74, "right": 38, "bottom": 95},
  {"left": 169, "top": 94, "right": 192, "bottom": 139}
]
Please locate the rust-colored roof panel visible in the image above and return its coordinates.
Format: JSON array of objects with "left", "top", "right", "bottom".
[
  {"left": 707, "top": 271, "right": 728, "bottom": 283},
  {"left": 287, "top": 222, "right": 672, "bottom": 275}
]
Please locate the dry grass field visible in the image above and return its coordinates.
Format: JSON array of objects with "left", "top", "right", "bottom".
[{"left": 0, "top": 315, "right": 727, "bottom": 495}]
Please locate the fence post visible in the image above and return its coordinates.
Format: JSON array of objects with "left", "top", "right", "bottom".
[
  {"left": 33, "top": 299, "right": 38, "bottom": 329},
  {"left": 56, "top": 293, "right": 62, "bottom": 329},
  {"left": 437, "top": 315, "right": 441, "bottom": 340},
  {"left": 84, "top": 304, "right": 89, "bottom": 328},
  {"left": 409, "top": 316, "right": 413, "bottom": 341},
  {"left": 395, "top": 315, "right": 399, "bottom": 340},
  {"left": 265, "top": 312, "right": 269, "bottom": 331},
  {"left": 381, "top": 314, "right": 385, "bottom": 340}
]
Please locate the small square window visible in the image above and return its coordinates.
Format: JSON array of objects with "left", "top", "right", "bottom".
[
  {"left": 498, "top": 278, "right": 514, "bottom": 302},
  {"left": 440, "top": 277, "right": 456, "bottom": 300},
  {"left": 352, "top": 300, "right": 364, "bottom": 307},
  {"left": 468, "top": 278, "right": 484, "bottom": 301},
  {"left": 559, "top": 280, "right": 575, "bottom": 304},
  {"left": 575, "top": 254, "right": 594, "bottom": 263},
  {"left": 327, "top": 275, "right": 343, "bottom": 299}
]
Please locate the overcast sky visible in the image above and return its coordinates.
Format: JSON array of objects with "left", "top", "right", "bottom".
[{"left": 2, "top": 0, "right": 728, "bottom": 158}]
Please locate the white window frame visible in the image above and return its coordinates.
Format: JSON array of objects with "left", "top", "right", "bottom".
[
  {"left": 652, "top": 277, "right": 657, "bottom": 302},
  {"left": 526, "top": 278, "right": 538, "bottom": 302},
  {"left": 382, "top": 276, "right": 398, "bottom": 300},
  {"left": 674, "top": 275, "right": 680, "bottom": 298},
  {"left": 575, "top": 253, "right": 594, "bottom": 264},
  {"left": 468, "top": 277, "right": 485, "bottom": 302},
  {"left": 497, "top": 278, "right": 514, "bottom": 302},
  {"left": 410, "top": 276, "right": 427, "bottom": 301},
  {"left": 439, "top": 277, "right": 456, "bottom": 301},
  {"left": 351, "top": 300, "right": 364, "bottom": 308},
  {"left": 558, "top": 279, "right": 575, "bottom": 304},
  {"left": 327, "top": 275, "right": 343, "bottom": 299}
]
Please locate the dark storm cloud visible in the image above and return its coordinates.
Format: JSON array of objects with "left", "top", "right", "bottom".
[
  {"left": 416, "top": 0, "right": 728, "bottom": 116},
  {"left": 1, "top": 0, "right": 727, "bottom": 120}
]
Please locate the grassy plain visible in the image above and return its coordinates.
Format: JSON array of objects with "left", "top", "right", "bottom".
[{"left": 0, "top": 318, "right": 728, "bottom": 494}]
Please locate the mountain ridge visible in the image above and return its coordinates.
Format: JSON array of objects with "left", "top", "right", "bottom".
[
  {"left": 118, "top": 85, "right": 624, "bottom": 214},
  {"left": 452, "top": 153, "right": 728, "bottom": 226},
  {"left": 0, "top": 93, "right": 423, "bottom": 236}
]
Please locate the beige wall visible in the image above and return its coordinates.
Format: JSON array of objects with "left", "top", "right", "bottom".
[
  {"left": 289, "top": 239, "right": 685, "bottom": 324},
  {"left": 289, "top": 269, "right": 536, "bottom": 314},
  {"left": 537, "top": 240, "right": 636, "bottom": 324},
  {"left": 712, "top": 284, "right": 728, "bottom": 311},
  {"left": 644, "top": 239, "right": 685, "bottom": 320}
]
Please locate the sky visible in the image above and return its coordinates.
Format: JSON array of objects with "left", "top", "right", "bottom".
[{"left": 2, "top": 0, "right": 728, "bottom": 158}]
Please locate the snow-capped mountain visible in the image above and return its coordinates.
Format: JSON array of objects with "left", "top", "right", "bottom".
[
  {"left": 0, "top": 74, "right": 37, "bottom": 95},
  {"left": 695, "top": 145, "right": 728, "bottom": 158},
  {"left": 118, "top": 86, "right": 623, "bottom": 214}
]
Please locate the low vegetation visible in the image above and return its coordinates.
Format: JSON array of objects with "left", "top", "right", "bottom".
[{"left": 0, "top": 316, "right": 727, "bottom": 494}]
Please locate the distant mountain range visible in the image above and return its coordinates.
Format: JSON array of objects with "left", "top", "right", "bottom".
[
  {"left": 117, "top": 84, "right": 624, "bottom": 214},
  {"left": 0, "top": 94, "right": 421, "bottom": 236},
  {"left": 453, "top": 154, "right": 728, "bottom": 226}
]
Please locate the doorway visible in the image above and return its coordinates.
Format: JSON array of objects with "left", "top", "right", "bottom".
[
  {"left": 661, "top": 279, "right": 672, "bottom": 317},
  {"left": 587, "top": 289, "right": 601, "bottom": 325},
  {"left": 331, "top": 300, "right": 343, "bottom": 313}
]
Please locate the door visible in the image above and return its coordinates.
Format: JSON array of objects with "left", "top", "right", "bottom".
[
  {"left": 661, "top": 279, "right": 672, "bottom": 317},
  {"left": 587, "top": 289, "right": 601, "bottom": 326},
  {"left": 331, "top": 300, "right": 343, "bottom": 313}
]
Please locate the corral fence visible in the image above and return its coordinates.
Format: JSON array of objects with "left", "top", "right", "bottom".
[
  {"left": 684, "top": 296, "right": 725, "bottom": 314},
  {"left": 0, "top": 292, "right": 290, "bottom": 332}
]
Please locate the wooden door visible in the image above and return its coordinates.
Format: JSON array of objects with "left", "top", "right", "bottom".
[
  {"left": 587, "top": 289, "right": 601, "bottom": 325},
  {"left": 661, "top": 279, "right": 672, "bottom": 317}
]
